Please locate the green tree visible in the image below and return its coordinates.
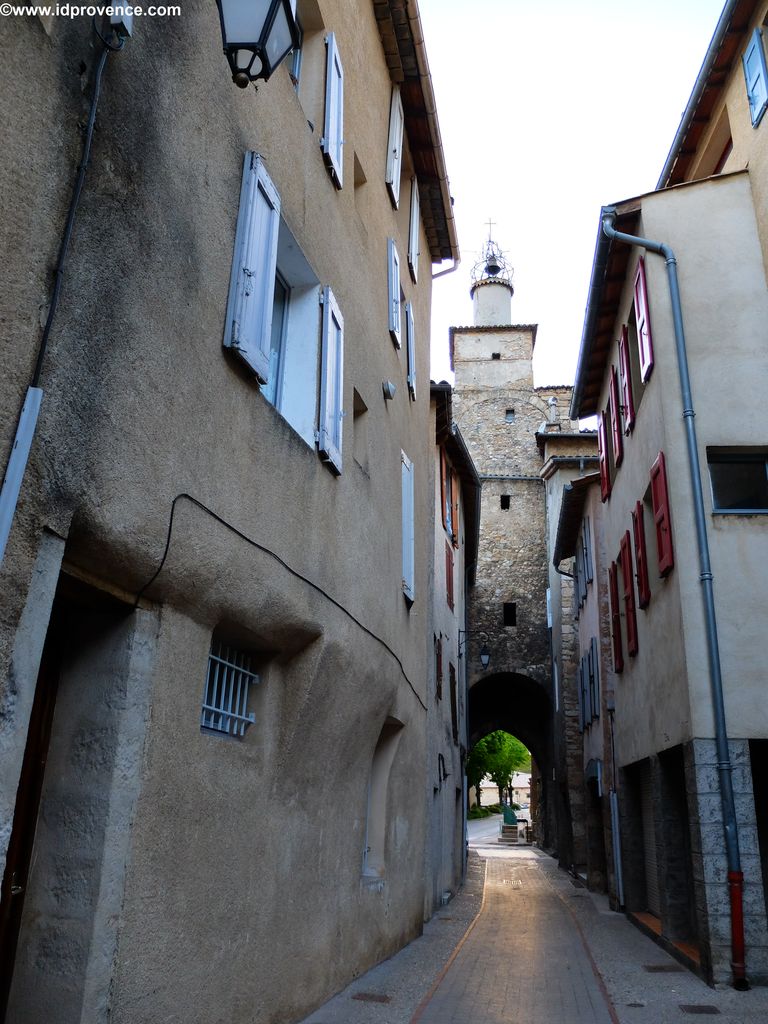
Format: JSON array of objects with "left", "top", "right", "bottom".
[{"left": 466, "top": 731, "right": 529, "bottom": 807}]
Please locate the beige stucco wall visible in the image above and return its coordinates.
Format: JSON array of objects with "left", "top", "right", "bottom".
[
  {"left": 0, "top": 3, "right": 447, "bottom": 1021},
  {"left": 594, "top": 172, "right": 768, "bottom": 762}
]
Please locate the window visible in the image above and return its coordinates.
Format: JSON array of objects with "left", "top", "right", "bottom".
[
  {"left": 449, "top": 663, "right": 458, "bottom": 744},
  {"left": 387, "top": 238, "right": 402, "bottom": 347},
  {"left": 503, "top": 602, "right": 516, "bottom": 627},
  {"left": 385, "top": 85, "right": 404, "bottom": 207},
  {"left": 321, "top": 31, "right": 344, "bottom": 188},
  {"left": 743, "top": 27, "right": 768, "bottom": 127},
  {"left": 708, "top": 449, "right": 768, "bottom": 512},
  {"left": 608, "top": 562, "right": 624, "bottom": 674},
  {"left": 363, "top": 718, "right": 404, "bottom": 876},
  {"left": 401, "top": 450, "right": 415, "bottom": 602},
  {"left": 650, "top": 451, "right": 674, "bottom": 576},
  {"left": 491, "top": 352, "right": 501, "bottom": 360},
  {"left": 440, "top": 449, "right": 458, "bottom": 544},
  {"left": 589, "top": 637, "right": 600, "bottom": 721},
  {"left": 201, "top": 640, "right": 258, "bottom": 738},
  {"left": 317, "top": 287, "right": 344, "bottom": 474},
  {"left": 445, "top": 541, "right": 454, "bottom": 611},
  {"left": 435, "top": 634, "right": 443, "bottom": 700},
  {"left": 500, "top": 494, "right": 510, "bottom": 510},
  {"left": 408, "top": 177, "right": 420, "bottom": 282},
  {"left": 405, "top": 302, "right": 416, "bottom": 400},
  {"left": 609, "top": 365, "right": 623, "bottom": 466},
  {"left": 289, "top": 18, "right": 303, "bottom": 87},
  {"left": 633, "top": 256, "right": 654, "bottom": 383},
  {"left": 597, "top": 410, "right": 611, "bottom": 502},
  {"left": 224, "top": 154, "right": 343, "bottom": 459},
  {"left": 505, "top": 408, "right": 515, "bottom": 422},
  {"left": 618, "top": 326, "right": 635, "bottom": 434},
  {"left": 582, "top": 518, "right": 594, "bottom": 583},
  {"left": 632, "top": 500, "right": 651, "bottom": 608},
  {"left": 352, "top": 389, "right": 369, "bottom": 473},
  {"left": 619, "top": 531, "right": 638, "bottom": 657}
]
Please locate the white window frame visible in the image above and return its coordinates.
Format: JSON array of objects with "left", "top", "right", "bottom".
[
  {"left": 385, "top": 85, "right": 404, "bottom": 207},
  {"left": 317, "top": 287, "right": 344, "bottom": 474},
  {"left": 405, "top": 301, "right": 416, "bottom": 400},
  {"left": 201, "top": 640, "right": 258, "bottom": 739},
  {"left": 401, "top": 450, "right": 415, "bottom": 602},
  {"left": 223, "top": 153, "right": 281, "bottom": 383},
  {"left": 408, "top": 177, "right": 420, "bottom": 282},
  {"left": 387, "top": 238, "right": 401, "bottom": 347},
  {"left": 322, "top": 32, "right": 344, "bottom": 188}
]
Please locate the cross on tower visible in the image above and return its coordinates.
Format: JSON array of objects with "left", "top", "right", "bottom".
[{"left": 486, "top": 218, "right": 496, "bottom": 241}]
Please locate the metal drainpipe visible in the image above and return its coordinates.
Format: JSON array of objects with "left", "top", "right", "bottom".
[{"left": 601, "top": 207, "right": 748, "bottom": 990}]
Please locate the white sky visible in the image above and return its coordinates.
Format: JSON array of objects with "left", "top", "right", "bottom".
[{"left": 420, "top": 0, "right": 726, "bottom": 385}]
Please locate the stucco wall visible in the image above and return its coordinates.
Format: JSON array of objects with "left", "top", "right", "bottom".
[{"left": 0, "top": 3, "right": 446, "bottom": 1021}]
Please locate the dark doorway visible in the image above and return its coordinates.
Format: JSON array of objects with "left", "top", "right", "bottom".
[{"left": 750, "top": 740, "right": 768, "bottom": 923}]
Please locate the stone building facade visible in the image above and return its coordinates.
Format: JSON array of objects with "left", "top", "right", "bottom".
[
  {"left": 450, "top": 250, "right": 574, "bottom": 851},
  {"left": 0, "top": 4, "right": 460, "bottom": 1023}
]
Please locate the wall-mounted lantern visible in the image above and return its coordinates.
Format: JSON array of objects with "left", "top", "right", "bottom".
[
  {"left": 215, "top": 0, "right": 300, "bottom": 88},
  {"left": 458, "top": 630, "right": 491, "bottom": 671}
]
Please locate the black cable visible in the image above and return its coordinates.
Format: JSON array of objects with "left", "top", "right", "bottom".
[
  {"left": 135, "top": 494, "right": 428, "bottom": 713},
  {"left": 31, "top": 29, "right": 124, "bottom": 388}
]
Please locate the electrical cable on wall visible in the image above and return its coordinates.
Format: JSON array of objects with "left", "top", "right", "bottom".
[{"left": 135, "top": 493, "right": 428, "bottom": 713}]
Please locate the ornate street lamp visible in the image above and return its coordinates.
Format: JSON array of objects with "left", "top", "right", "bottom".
[
  {"left": 458, "top": 630, "right": 492, "bottom": 672},
  {"left": 215, "top": 0, "right": 300, "bottom": 88}
]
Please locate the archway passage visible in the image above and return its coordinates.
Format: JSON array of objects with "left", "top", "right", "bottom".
[{"left": 468, "top": 672, "right": 559, "bottom": 853}]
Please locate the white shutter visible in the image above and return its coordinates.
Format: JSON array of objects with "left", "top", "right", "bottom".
[
  {"left": 317, "top": 287, "right": 344, "bottom": 474},
  {"left": 583, "top": 517, "right": 594, "bottom": 582},
  {"left": 405, "top": 302, "right": 416, "bottom": 400},
  {"left": 224, "top": 153, "right": 281, "bottom": 383},
  {"left": 408, "top": 177, "right": 420, "bottom": 282},
  {"left": 743, "top": 28, "right": 768, "bottom": 126},
  {"left": 322, "top": 32, "right": 344, "bottom": 188},
  {"left": 401, "top": 450, "right": 415, "bottom": 601},
  {"left": 385, "top": 86, "right": 404, "bottom": 207},
  {"left": 388, "top": 238, "right": 401, "bottom": 347}
]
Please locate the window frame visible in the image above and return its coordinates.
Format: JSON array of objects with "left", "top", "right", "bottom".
[
  {"left": 408, "top": 177, "right": 420, "bottom": 282},
  {"left": 633, "top": 256, "right": 654, "bottom": 383},
  {"left": 201, "top": 640, "right": 258, "bottom": 739},
  {"left": 317, "top": 286, "right": 344, "bottom": 474},
  {"left": 321, "top": 31, "right": 344, "bottom": 188},
  {"left": 387, "top": 238, "right": 402, "bottom": 347},
  {"left": 385, "top": 85, "right": 404, "bottom": 207},
  {"left": 401, "top": 449, "right": 415, "bottom": 602},
  {"left": 707, "top": 449, "right": 768, "bottom": 514},
  {"left": 405, "top": 301, "right": 416, "bottom": 400}
]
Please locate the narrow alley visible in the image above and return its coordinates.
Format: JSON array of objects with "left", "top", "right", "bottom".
[{"left": 300, "top": 822, "right": 768, "bottom": 1024}]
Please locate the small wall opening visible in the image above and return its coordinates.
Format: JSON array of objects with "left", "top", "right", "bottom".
[{"left": 363, "top": 717, "right": 404, "bottom": 877}]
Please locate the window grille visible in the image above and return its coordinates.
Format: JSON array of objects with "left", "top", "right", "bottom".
[{"left": 201, "top": 641, "right": 258, "bottom": 738}]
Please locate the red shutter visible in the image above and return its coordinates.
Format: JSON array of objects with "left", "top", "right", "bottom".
[
  {"left": 445, "top": 540, "right": 455, "bottom": 610},
  {"left": 620, "top": 531, "right": 638, "bottom": 656},
  {"left": 618, "top": 326, "right": 635, "bottom": 433},
  {"left": 598, "top": 411, "right": 611, "bottom": 502},
  {"left": 650, "top": 451, "right": 674, "bottom": 577},
  {"left": 608, "top": 561, "right": 624, "bottom": 674},
  {"left": 609, "top": 366, "right": 624, "bottom": 467},
  {"left": 632, "top": 500, "right": 651, "bottom": 608},
  {"left": 634, "top": 256, "right": 654, "bottom": 383}
]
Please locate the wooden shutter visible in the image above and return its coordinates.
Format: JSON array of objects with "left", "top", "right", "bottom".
[
  {"left": 590, "top": 637, "right": 600, "bottom": 718},
  {"left": 618, "top": 326, "right": 635, "bottom": 433},
  {"left": 577, "top": 659, "right": 585, "bottom": 732},
  {"left": 224, "top": 152, "right": 280, "bottom": 383},
  {"left": 608, "top": 562, "right": 624, "bottom": 673},
  {"left": 435, "top": 635, "right": 443, "bottom": 699},
  {"left": 650, "top": 451, "right": 674, "bottom": 577},
  {"left": 322, "top": 33, "right": 344, "bottom": 188},
  {"left": 583, "top": 517, "right": 594, "bottom": 583},
  {"left": 445, "top": 540, "right": 454, "bottom": 610},
  {"left": 598, "top": 410, "right": 611, "bottom": 501},
  {"left": 317, "top": 287, "right": 344, "bottom": 474},
  {"left": 405, "top": 302, "right": 416, "bottom": 400},
  {"left": 451, "top": 470, "right": 459, "bottom": 547},
  {"left": 609, "top": 366, "right": 623, "bottom": 466},
  {"left": 620, "top": 531, "right": 638, "bottom": 656},
  {"left": 388, "top": 238, "right": 401, "bottom": 347},
  {"left": 408, "top": 177, "right": 420, "bottom": 282},
  {"left": 743, "top": 28, "right": 768, "bottom": 126},
  {"left": 401, "top": 450, "right": 415, "bottom": 601},
  {"left": 634, "top": 257, "right": 654, "bottom": 383},
  {"left": 632, "top": 500, "right": 651, "bottom": 608},
  {"left": 385, "top": 85, "right": 404, "bottom": 207}
]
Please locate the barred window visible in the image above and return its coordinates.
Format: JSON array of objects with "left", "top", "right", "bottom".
[{"left": 201, "top": 640, "right": 258, "bottom": 738}]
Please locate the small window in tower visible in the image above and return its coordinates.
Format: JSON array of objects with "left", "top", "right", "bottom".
[
  {"left": 505, "top": 408, "right": 515, "bottom": 423},
  {"left": 500, "top": 494, "right": 510, "bottom": 510},
  {"left": 491, "top": 352, "right": 501, "bottom": 360},
  {"left": 503, "top": 602, "right": 517, "bottom": 627}
]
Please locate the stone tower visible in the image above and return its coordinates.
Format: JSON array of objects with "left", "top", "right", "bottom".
[{"left": 451, "top": 236, "right": 574, "bottom": 848}]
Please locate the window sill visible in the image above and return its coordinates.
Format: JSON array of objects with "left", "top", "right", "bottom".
[{"left": 712, "top": 509, "right": 768, "bottom": 516}]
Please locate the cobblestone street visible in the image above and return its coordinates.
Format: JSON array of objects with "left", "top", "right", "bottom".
[{"left": 301, "top": 838, "right": 768, "bottom": 1024}]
